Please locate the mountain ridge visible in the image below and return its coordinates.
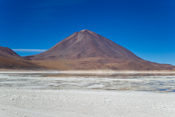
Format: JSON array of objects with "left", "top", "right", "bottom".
[{"left": 0, "top": 30, "right": 174, "bottom": 70}]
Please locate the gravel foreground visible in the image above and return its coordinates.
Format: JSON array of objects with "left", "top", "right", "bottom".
[{"left": 0, "top": 89, "right": 175, "bottom": 117}]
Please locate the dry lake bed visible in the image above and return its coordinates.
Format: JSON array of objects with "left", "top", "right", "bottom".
[{"left": 0, "top": 71, "right": 175, "bottom": 117}]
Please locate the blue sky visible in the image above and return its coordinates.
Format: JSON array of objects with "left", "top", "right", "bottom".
[{"left": 0, "top": 0, "right": 175, "bottom": 65}]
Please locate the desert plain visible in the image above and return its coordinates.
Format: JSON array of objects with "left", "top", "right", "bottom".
[{"left": 0, "top": 70, "right": 175, "bottom": 117}]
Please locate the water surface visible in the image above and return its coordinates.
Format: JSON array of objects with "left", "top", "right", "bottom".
[{"left": 0, "top": 72, "right": 175, "bottom": 92}]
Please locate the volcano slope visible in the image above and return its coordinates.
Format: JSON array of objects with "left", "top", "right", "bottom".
[{"left": 27, "top": 30, "right": 175, "bottom": 70}]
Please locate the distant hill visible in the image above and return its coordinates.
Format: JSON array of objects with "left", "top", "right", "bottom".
[
  {"left": 0, "top": 46, "right": 20, "bottom": 59},
  {"left": 0, "top": 46, "right": 43, "bottom": 69},
  {"left": 26, "top": 30, "right": 175, "bottom": 70},
  {"left": 0, "top": 57, "right": 43, "bottom": 69}
]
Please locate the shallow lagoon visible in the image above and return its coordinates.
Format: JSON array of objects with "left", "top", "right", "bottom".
[{"left": 1, "top": 72, "right": 175, "bottom": 92}]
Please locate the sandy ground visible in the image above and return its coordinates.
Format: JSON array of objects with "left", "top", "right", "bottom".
[
  {"left": 1, "top": 71, "right": 175, "bottom": 117},
  {"left": 0, "top": 89, "right": 175, "bottom": 117}
]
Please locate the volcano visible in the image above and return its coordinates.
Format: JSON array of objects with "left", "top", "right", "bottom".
[
  {"left": 27, "top": 30, "right": 174, "bottom": 70},
  {"left": 29, "top": 30, "right": 141, "bottom": 60}
]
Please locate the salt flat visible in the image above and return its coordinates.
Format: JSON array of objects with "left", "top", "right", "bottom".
[
  {"left": 0, "top": 71, "right": 175, "bottom": 117},
  {"left": 0, "top": 89, "right": 175, "bottom": 117}
]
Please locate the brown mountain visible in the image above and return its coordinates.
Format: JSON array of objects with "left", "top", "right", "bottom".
[
  {"left": 0, "top": 46, "right": 43, "bottom": 69},
  {"left": 0, "top": 57, "right": 44, "bottom": 69},
  {"left": 27, "top": 30, "right": 174, "bottom": 70},
  {"left": 0, "top": 46, "right": 20, "bottom": 59},
  {"left": 28, "top": 30, "right": 141, "bottom": 60}
]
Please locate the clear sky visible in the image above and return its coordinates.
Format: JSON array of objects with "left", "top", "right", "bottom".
[{"left": 0, "top": 0, "right": 175, "bottom": 65}]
